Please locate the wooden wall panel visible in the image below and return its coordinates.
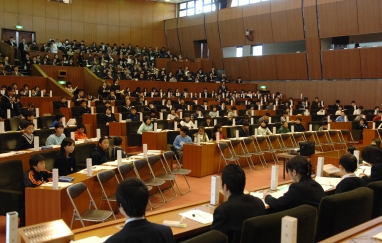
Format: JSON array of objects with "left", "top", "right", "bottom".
[
  {"left": 71, "top": 0, "right": 84, "bottom": 22},
  {"left": 152, "top": 29, "right": 167, "bottom": 50},
  {"left": 32, "top": 0, "right": 46, "bottom": 18},
  {"left": 58, "top": 2, "right": 72, "bottom": 21},
  {"left": 107, "top": 25, "right": 120, "bottom": 46},
  {"left": 286, "top": 8, "right": 304, "bottom": 41},
  {"left": 166, "top": 29, "right": 181, "bottom": 57},
  {"left": 83, "top": 0, "right": 96, "bottom": 24},
  {"left": 130, "top": 27, "right": 142, "bottom": 48},
  {"left": 39, "top": 66, "right": 84, "bottom": 89},
  {"left": 205, "top": 22, "right": 224, "bottom": 69},
  {"left": 96, "top": 0, "right": 108, "bottom": 25},
  {"left": 322, "top": 49, "right": 361, "bottom": 79},
  {"left": 317, "top": 1, "right": 338, "bottom": 37},
  {"left": 18, "top": 0, "right": 33, "bottom": 16},
  {"left": 45, "top": 18, "right": 59, "bottom": 42},
  {"left": 84, "top": 23, "right": 97, "bottom": 45},
  {"left": 271, "top": 0, "right": 288, "bottom": 42},
  {"left": 357, "top": 0, "right": 381, "bottom": 34},
  {"left": 45, "top": 1, "right": 59, "bottom": 20},
  {"left": 71, "top": 21, "right": 84, "bottom": 42},
  {"left": 141, "top": 2, "right": 154, "bottom": 29},
  {"left": 141, "top": 28, "right": 153, "bottom": 48},
  {"left": 3, "top": 0, "right": 18, "bottom": 13},
  {"left": 360, "top": 47, "right": 382, "bottom": 78},
  {"left": 96, "top": 25, "right": 108, "bottom": 45},
  {"left": 130, "top": 0, "right": 143, "bottom": 28},
  {"left": 336, "top": 0, "right": 358, "bottom": 36},
  {"left": 33, "top": 16, "right": 46, "bottom": 44},
  {"left": 243, "top": 9, "right": 274, "bottom": 45},
  {"left": 248, "top": 55, "right": 277, "bottom": 80},
  {"left": 275, "top": 53, "right": 308, "bottom": 80},
  {"left": 219, "top": 8, "right": 245, "bottom": 47},
  {"left": 152, "top": 3, "right": 165, "bottom": 30},
  {"left": 304, "top": 5, "right": 318, "bottom": 38},
  {"left": 119, "top": 26, "right": 131, "bottom": 45},
  {"left": 178, "top": 24, "right": 206, "bottom": 60},
  {"left": 107, "top": 0, "right": 120, "bottom": 26},
  {"left": 223, "top": 57, "right": 250, "bottom": 80},
  {"left": 306, "top": 38, "right": 322, "bottom": 80},
  {"left": 119, "top": 0, "right": 131, "bottom": 27},
  {"left": 58, "top": 20, "right": 72, "bottom": 42}
]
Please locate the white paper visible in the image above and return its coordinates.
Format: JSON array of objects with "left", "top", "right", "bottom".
[
  {"left": 373, "top": 122, "right": 376, "bottom": 129},
  {"left": 7, "top": 109, "right": 10, "bottom": 119},
  {"left": 315, "top": 176, "right": 341, "bottom": 190},
  {"left": 140, "top": 112, "right": 143, "bottom": 121},
  {"left": 217, "top": 111, "right": 219, "bottom": 117},
  {"left": 194, "top": 120, "right": 198, "bottom": 128},
  {"left": 88, "top": 100, "right": 91, "bottom": 107},
  {"left": 214, "top": 119, "right": 217, "bottom": 125},
  {"left": 33, "top": 118, "right": 38, "bottom": 129},
  {"left": 40, "top": 182, "right": 72, "bottom": 188},
  {"left": 355, "top": 166, "right": 371, "bottom": 177},
  {"left": 179, "top": 210, "right": 213, "bottom": 224},
  {"left": 291, "top": 126, "right": 294, "bottom": 133},
  {"left": 269, "top": 117, "right": 272, "bottom": 123},
  {"left": 119, "top": 113, "right": 122, "bottom": 121},
  {"left": 179, "top": 112, "right": 183, "bottom": 119},
  {"left": 233, "top": 118, "right": 236, "bottom": 126},
  {"left": 112, "top": 106, "right": 115, "bottom": 113},
  {"left": 354, "top": 150, "right": 360, "bottom": 164},
  {"left": 67, "top": 100, "right": 71, "bottom": 108},
  {"left": 91, "top": 107, "right": 95, "bottom": 114},
  {"left": 174, "top": 121, "right": 178, "bottom": 130},
  {"left": 323, "top": 164, "right": 340, "bottom": 174},
  {"left": 236, "top": 130, "right": 239, "bottom": 138},
  {"left": 50, "top": 90, "right": 52, "bottom": 97},
  {"left": 0, "top": 122, "right": 4, "bottom": 133}
]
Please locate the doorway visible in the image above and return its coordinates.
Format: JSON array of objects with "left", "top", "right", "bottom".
[{"left": 194, "top": 40, "right": 209, "bottom": 59}]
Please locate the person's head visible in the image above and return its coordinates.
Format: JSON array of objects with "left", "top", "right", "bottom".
[
  {"left": 341, "top": 110, "right": 345, "bottom": 117},
  {"left": 212, "top": 106, "right": 217, "bottom": 112},
  {"left": 359, "top": 118, "right": 366, "bottom": 125},
  {"left": 362, "top": 145, "right": 382, "bottom": 164},
  {"left": 282, "top": 121, "right": 289, "bottom": 129},
  {"left": 180, "top": 126, "right": 189, "bottom": 137},
  {"left": 54, "top": 122, "right": 64, "bottom": 135},
  {"left": 371, "top": 138, "right": 381, "bottom": 148},
  {"left": 55, "top": 112, "right": 65, "bottom": 122},
  {"left": 295, "top": 117, "right": 302, "bottom": 124},
  {"left": 7, "top": 86, "right": 15, "bottom": 96},
  {"left": 260, "top": 121, "right": 268, "bottom": 128},
  {"left": 213, "top": 124, "right": 222, "bottom": 133},
  {"left": 243, "top": 122, "right": 249, "bottom": 131},
  {"left": 25, "top": 111, "right": 34, "bottom": 121},
  {"left": 80, "top": 100, "right": 87, "bottom": 108},
  {"left": 198, "top": 126, "right": 205, "bottom": 135},
  {"left": 29, "top": 154, "right": 46, "bottom": 172},
  {"left": 130, "top": 107, "right": 137, "bottom": 114},
  {"left": 105, "top": 107, "right": 112, "bottom": 115},
  {"left": 24, "top": 122, "right": 35, "bottom": 135},
  {"left": 114, "top": 136, "right": 123, "bottom": 147},
  {"left": 285, "top": 155, "right": 312, "bottom": 182},
  {"left": 98, "top": 136, "right": 109, "bottom": 151},
  {"left": 221, "top": 164, "right": 246, "bottom": 196},
  {"left": 116, "top": 178, "right": 148, "bottom": 218},
  {"left": 184, "top": 114, "right": 191, "bottom": 122},
  {"left": 282, "top": 111, "right": 288, "bottom": 117},
  {"left": 339, "top": 154, "right": 358, "bottom": 175},
  {"left": 347, "top": 146, "right": 356, "bottom": 155},
  {"left": 60, "top": 137, "right": 75, "bottom": 155},
  {"left": 143, "top": 116, "right": 151, "bottom": 125},
  {"left": 265, "top": 113, "right": 270, "bottom": 119},
  {"left": 76, "top": 123, "right": 85, "bottom": 134}
]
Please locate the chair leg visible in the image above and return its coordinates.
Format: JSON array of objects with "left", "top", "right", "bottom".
[
  {"left": 174, "top": 175, "right": 191, "bottom": 195},
  {"left": 163, "top": 180, "right": 178, "bottom": 202}
]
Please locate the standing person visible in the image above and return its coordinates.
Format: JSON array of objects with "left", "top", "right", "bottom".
[
  {"left": 173, "top": 126, "right": 192, "bottom": 164},
  {"left": 89, "top": 137, "right": 110, "bottom": 165},
  {"left": 104, "top": 178, "right": 175, "bottom": 243},
  {"left": 45, "top": 123, "right": 66, "bottom": 146},
  {"left": 335, "top": 154, "right": 366, "bottom": 194},
  {"left": 211, "top": 164, "right": 266, "bottom": 243},
  {"left": 54, "top": 138, "right": 77, "bottom": 176},
  {"left": 264, "top": 155, "right": 326, "bottom": 212},
  {"left": 23, "top": 154, "right": 52, "bottom": 188}
]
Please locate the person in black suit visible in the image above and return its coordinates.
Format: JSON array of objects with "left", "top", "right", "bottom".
[
  {"left": 75, "top": 100, "right": 91, "bottom": 118},
  {"left": 238, "top": 122, "right": 250, "bottom": 137},
  {"left": 104, "top": 178, "right": 175, "bottom": 243},
  {"left": 264, "top": 155, "right": 326, "bottom": 212},
  {"left": 218, "top": 81, "right": 228, "bottom": 94},
  {"left": 335, "top": 154, "right": 366, "bottom": 194},
  {"left": 5, "top": 36, "right": 16, "bottom": 47},
  {"left": 211, "top": 164, "right": 265, "bottom": 243},
  {"left": 359, "top": 145, "right": 382, "bottom": 184}
]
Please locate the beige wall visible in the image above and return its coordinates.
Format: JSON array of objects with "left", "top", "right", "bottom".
[{"left": 0, "top": 0, "right": 176, "bottom": 48}]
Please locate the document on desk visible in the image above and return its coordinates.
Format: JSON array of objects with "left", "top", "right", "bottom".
[
  {"left": 40, "top": 182, "right": 72, "bottom": 188},
  {"left": 355, "top": 166, "right": 371, "bottom": 177},
  {"left": 103, "top": 159, "right": 134, "bottom": 166},
  {"left": 179, "top": 209, "right": 213, "bottom": 224},
  {"left": 323, "top": 164, "right": 340, "bottom": 174},
  {"left": 250, "top": 185, "right": 290, "bottom": 207},
  {"left": 70, "top": 235, "right": 111, "bottom": 243},
  {"left": 78, "top": 165, "right": 114, "bottom": 173},
  {"left": 314, "top": 177, "right": 342, "bottom": 191}
]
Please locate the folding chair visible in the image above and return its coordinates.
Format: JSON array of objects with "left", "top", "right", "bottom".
[
  {"left": 244, "top": 137, "right": 267, "bottom": 167},
  {"left": 96, "top": 170, "right": 120, "bottom": 219},
  {"left": 147, "top": 155, "right": 177, "bottom": 202},
  {"left": 327, "top": 130, "right": 347, "bottom": 150},
  {"left": 254, "top": 135, "right": 278, "bottom": 164},
  {"left": 339, "top": 129, "right": 358, "bottom": 145},
  {"left": 304, "top": 131, "right": 323, "bottom": 152},
  {"left": 279, "top": 133, "right": 299, "bottom": 151},
  {"left": 315, "top": 131, "right": 335, "bottom": 151},
  {"left": 118, "top": 163, "right": 154, "bottom": 211},
  {"left": 266, "top": 135, "right": 284, "bottom": 164},
  {"left": 217, "top": 142, "right": 240, "bottom": 172},
  {"left": 228, "top": 138, "right": 255, "bottom": 171},
  {"left": 162, "top": 151, "right": 191, "bottom": 195},
  {"left": 67, "top": 182, "right": 113, "bottom": 228},
  {"left": 133, "top": 159, "right": 166, "bottom": 209}
]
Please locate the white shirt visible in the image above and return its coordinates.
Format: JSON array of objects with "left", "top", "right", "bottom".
[
  {"left": 125, "top": 216, "right": 145, "bottom": 224},
  {"left": 51, "top": 43, "right": 58, "bottom": 53},
  {"left": 353, "top": 109, "right": 361, "bottom": 115}
]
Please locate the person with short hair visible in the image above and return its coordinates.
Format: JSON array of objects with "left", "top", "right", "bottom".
[
  {"left": 173, "top": 126, "right": 192, "bottom": 163},
  {"left": 293, "top": 117, "right": 305, "bottom": 132},
  {"left": 335, "top": 110, "right": 347, "bottom": 122},
  {"left": 277, "top": 121, "right": 290, "bottom": 134},
  {"left": 347, "top": 146, "right": 356, "bottom": 155},
  {"left": 264, "top": 155, "right": 326, "bottom": 212},
  {"left": 137, "top": 116, "right": 153, "bottom": 134},
  {"left": 112, "top": 136, "right": 127, "bottom": 159},
  {"left": 49, "top": 112, "right": 65, "bottom": 128},
  {"left": 359, "top": 145, "right": 382, "bottom": 184},
  {"left": 16, "top": 122, "right": 35, "bottom": 150},
  {"left": 19, "top": 110, "right": 34, "bottom": 131},
  {"left": 336, "top": 154, "right": 366, "bottom": 194},
  {"left": 371, "top": 138, "right": 381, "bottom": 148},
  {"left": 54, "top": 138, "right": 77, "bottom": 176},
  {"left": 167, "top": 107, "right": 179, "bottom": 120},
  {"left": 239, "top": 122, "right": 250, "bottom": 137},
  {"left": 193, "top": 126, "right": 210, "bottom": 142},
  {"left": 257, "top": 113, "right": 270, "bottom": 124},
  {"left": 258, "top": 121, "right": 272, "bottom": 135},
  {"left": 23, "top": 154, "right": 52, "bottom": 188},
  {"left": 75, "top": 100, "right": 91, "bottom": 118},
  {"left": 203, "top": 115, "right": 213, "bottom": 127},
  {"left": 213, "top": 124, "right": 224, "bottom": 140},
  {"left": 74, "top": 123, "right": 88, "bottom": 141},
  {"left": 46, "top": 123, "right": 66, "bottom": 146},
  {"left": 211, "top": 164, "right": 265, "bottom": 243},
  {"left": 180, "top": 113, "right": 195, "bottom": 129},
  {"left": 101, "top": 107, "right": 117, "bottom": 126},
  {"left": 104, "top": 178, "right": 175, "bottom": 243},
  {"left": 89, "top": 137, "right": 110, "bottom": 165},
  {"left": 126, "top": 107, "right": 139, "bottom": 121}
]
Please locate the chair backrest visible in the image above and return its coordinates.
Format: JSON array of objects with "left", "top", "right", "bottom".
[
  {"left": 73, "top": 143, "right": 96, "bottom": 170},
  {"left": 218, "top": 142, "right": 229, "bottom": 151},
  {"left": 67, "top": 182, "right": 87, "bottom": 199},
  {"left": 241, "top": 205, "right": 317, "bottom": 243},
  {"left": 242, "top": 137, "right": 252, "bottom": 145},
  {"left": 0, "top": 132, "right": 22, "bottom": 152},
  {"left": 39, "top": 150, "right": 59, "bottom": 171},
  {"left": 181, "top": 230, "right": 227, "bottom": 243},
  {"left": 315, "top": 187, "right": 374, "bottom": 242},
  {"left": 97, "top": 169, "right": 118, "bottom": 183},
  {"left": 33, "top": 129, "right": 54, "bottom": 147},
  {"left": 147, "top": 155, "right": 161, "bottom": 166},
  {"left": 37, "top": 116, "right": 55, "bottom": 129},
  {"left": 5, "top": 117, "right": 21, "bottom": 131},
  {"left": 0, "top": 160, "right": 23, "bottom": 191},
  {"left": 229, "top": 139, "right": 241, "bottom": 146},
  {"left": 368, "top": 180, "right": 382, "bottom": 219},
  {"left": 163, "top": 151, "right": 176, "bottom": 161},
  {"left": 118, "top": 163, "right": 135, "bottom": 180},
  {"left": 133, "top": 159, "right": 148, "bottom": 172}
]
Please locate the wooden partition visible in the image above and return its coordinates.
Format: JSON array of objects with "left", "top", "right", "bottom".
[
  {"left": 359, "top": 47, "right": 382, "bottom": 78},
  {"left": 205, "top": 11, "right": 224, "bottom": 69},
  {"left": 218, "top": 7, "right": 246, "bottom": 48},
  {"left": 247, "top": 55, "right": 277, "bottom": 80},
  {"left": 165, "top": 18, "right": 182, "bottom": 57},
  {"left": 177, "top": 15, "right": 206, "bottom": 60},
  {"left": 321, "top": 49, "right": 361, "bottom": 79},
  {"left": 274, "top": 53, "right": 308, "bottom": 80},
  {"left": 37, "top": 65, "right": 85, "bottom": 89},
  {"left": 357, "top": 0, "right": 381, "bottom": 34},
  {"left": 28, "top": 51, "right": 63, "bottom": 61},
  {"left": 223, "top": 57, "right": 250, "bottom": 81},
  {"left": 0, "top": 41, "right": 15, "bottom": 64},
  {"left": 83, "top": 68, "right": 105, "bottom": 97}
]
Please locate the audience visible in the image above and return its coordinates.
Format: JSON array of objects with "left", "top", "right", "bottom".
[
  {"left": 54, "top": 138, "right": 77, "bottom": 176},
  {"left": 74, "top": 123, "right": 88, "bottom": 141},
  {"left": 359, "top": 145, "right": 382, "bottom": 184},
  {"left": 23, "top": 154, "right": 52, "bottom": 188},
  {"left": 16, "top": 122, "right": 35, "bottom": 150},
  {"left": 45, "top": 123, "right": 66, "bottom": 146},
  {"left": 173, "top": 126, "right": 192, "bottom": 164},
  {"left": 89, "top": 136, "right": 110, "bottom": 165},
  {"left": 137, "top": 116, "right": 153, "bottom": 134},
  {"left": 335, "top": 154, "right": 365, "bottom": 194}
]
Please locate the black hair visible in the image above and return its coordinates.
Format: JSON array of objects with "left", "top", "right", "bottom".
[
  {"left": 339, "top": 154, "right": 357, "bottom": 173},
  {"left": 55, "top": 122, "right": 64, "bottom": 129},
  {"left": 116, "top": 178, "right": 148, "bottom": 217},
  {"left": 205, "top": 115, "right": 212, "bottom": 120},
  {"left": 7, "top": 86, "right": 14, "bottom": 92},
  {"left": 114, "top": 136, "right": 122, "bottom": 146},
  {"left": 60, "top": 138, "right": 75, "bottom": 155},
  {"left": 285, "top": 155, "right": 313, "bottom": 179},
  {"left": 213, "top": 124, "right": 222, "bottom": 133},
  {"left": 77, "top": 123, "right": 85, "bottom": 129},
  {"left": 222, "top": 164, "right": 246, "bottom": 194},
  {"left": 371, "top": 138, "right": 381, "bottom": 148},
  {"left": 143, "top": 116, "right": 151, "bottom": 123},
  {"left": 362, "top": 145, "right": 382, "bottom": 164},
  {"left": 265, "top": 113, "right": 271, "bottom": 117},
  {"left": 55, "top": 112, "right": 65, "bottom": 121},
  {"left": 80, "top": 100, "right": 87, "bottom": 104},
  {"left": 26, "top": 111, "right": 34, "bottom": 118},
  {"left": 347, "top": 146, "right": 356, "bottom": 155},
  {"left": 296, "top": 117, "right": 302, "bottom": 122},
  {"left": 180, "top": 126, "right": 189, "bottom": 133},
  {"left": 25, "top": 121, "right": 35, "bottom": 128},
  {"left": 98, "top": 136, "right": 109, "bottom": 145},
  {"left": 29, "top": 154, "right": 45, "bottom": 169}
]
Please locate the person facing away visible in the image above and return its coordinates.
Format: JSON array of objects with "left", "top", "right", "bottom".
[
  {"left": 359, "top": 145, "right": 382, "bottom": 184},
  {"left": 211, "top": 164, "right": 266, "bottom": 243},
  {"left": 263, "top": 155, "right": 326, "bottom": 212},
  {"left": 104, "top": 178, "right": 175, "bottom": 243},
  {"left": 335, "top": 154, "right": 366, "bottom": 194},
  {"left": 23, "top": 154, "right": 52, "bottom": 188},
  {"left": 112, "top": 136, "right": 128, "bottom": 159}
]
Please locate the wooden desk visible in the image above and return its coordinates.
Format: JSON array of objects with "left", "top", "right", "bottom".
[
  {"left": 60, "top": 107, "right": 72, "bottom": 120},
  {"left": 82, "top": 114, "right": 97, "bottom": 137},
  {"left": 319, "top": 216, "right": 382, "bottom": 243},
  {"left": 183, "top": 143, "right": 221, "bottom": 177},
  {"left": 142, "top": 131, "right": 168, "bottom": 150},
  {"left": 363, "top": 129, "right": 379, "bottom": 145},
  {"left": 73, "top": 200, "right": 214, "bottom": 241}
]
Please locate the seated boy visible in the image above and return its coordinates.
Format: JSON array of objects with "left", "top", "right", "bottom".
[
  {"left": 18, "top": 111, "right": 34, "bottom": 131},
  {"left": 16, "top": 122, "right": 35, "bottom": 150},
  {"left": 335, "top": 154, "right": 366, "bottom": 194},
  {"left": 173, "top": 126, "right": 192, "bottom": 164},
  {"left": 49, "top": 112, "right": 65, "bottom": 128},
  {"left": 23, "top": 154, "right": 52, "bottom": 187},
  {"left": 126, "top": 107, "right": 140, "bottom": 121},
  {"left": 112, "top": 136, "right": 128, "bottom": 159},
  {"left": 74, "top": 123, "right": 88, "bottom": 141}
]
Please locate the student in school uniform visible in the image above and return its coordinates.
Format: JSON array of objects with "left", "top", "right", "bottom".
[
  {"left": 193, "top": 126, "right": 210, "bottom": 142},
  {"left": 46, "top": 123, "right": 66, "bottom": 146},
  {"left": 89, "top": 137, "right": 110, "bottom": 165},
  {"left": 54, "top": 138, "right": 77, "bottom": 176},
  {"left": 126, "top": 107, "right": 140, "bottom": 121},
  {"left": 16, "top": 122, "right": 35, "bottom": 150},
  {"left": 335, "top": 154, "right": 366, "bottom": 194},
  {"left": 359, "top": 145, "right": 382, "bottom": 184},
  {"left": 112, "top": 136, "right": 128, "bottom": 159},
  {"left": 23, "top": 154, "right": 52, "bottom": 188}
]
